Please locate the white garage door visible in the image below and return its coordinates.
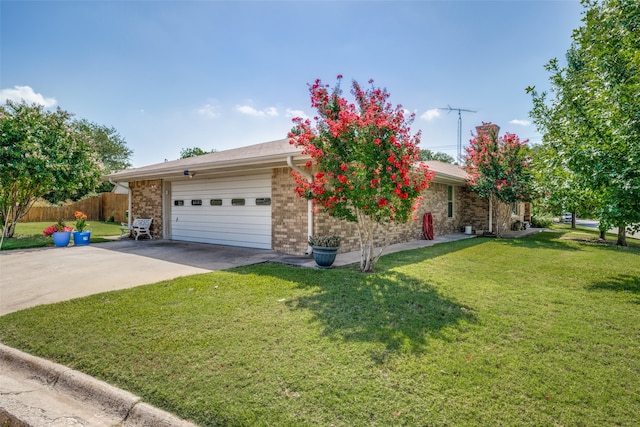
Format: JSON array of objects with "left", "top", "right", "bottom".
[{"left": 170, "top": 172, "right": 272, "bottom": 249}]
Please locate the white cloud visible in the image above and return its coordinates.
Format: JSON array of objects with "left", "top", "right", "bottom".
[
  {"left": 509, "top": 119, "right": 531, "bottom": 126},
  {"left": 265, "top": 106, "right": 278, "bottom": 117},
  {"left": 285, "top": 108, "right": 309, "bottom": 120},
  {"left": 196, "top": 103, "right": 220, "bottom": 119},
  {"left": 420, "top": 108, "right": 441, "bottom": 121},
  {"left": 235, "top": 104, "right": 279, "bottom": 117},
  {"left": 0, "top": 85, "right": 57, "bottom": 107}
]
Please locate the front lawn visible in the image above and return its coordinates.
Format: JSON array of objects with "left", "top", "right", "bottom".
[
  {"left": 0, "top": 221, "right": 123, "bottom": 250},
  {"left": 1, "top": 230, "right": 639, "bottom": 426}
]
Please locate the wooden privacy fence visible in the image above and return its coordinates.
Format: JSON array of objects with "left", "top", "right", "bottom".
[{"left": 20, "top": 193, "right": 128, "bottom": 223}]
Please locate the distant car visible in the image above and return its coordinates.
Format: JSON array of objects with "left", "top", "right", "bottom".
[{"left": 562, "top": 213, "right": 573, "bottom": 223}]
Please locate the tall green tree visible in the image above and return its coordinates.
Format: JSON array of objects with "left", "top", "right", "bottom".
[
  {"left": 71, "top": 119, "right": 133, "bottom": 196},
  {"left": 289, "top": 76, "right": 434, "bottom": 272},
  {"left": 418, "top": 149, "right": 455, "bottom": 164},
  {"left": 180, "top": 147, "right": 216, "bottom": 158},
  {"left": 528, "top": 0, "right": 640, "bottom": 246},
  {"left": 530, "top": 143, "right": 602, "bottom": 229},
  {"left": 0, "top": 101, "right": 102, "bottom": 238}
]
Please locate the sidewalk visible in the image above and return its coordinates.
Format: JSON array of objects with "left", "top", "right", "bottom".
[
  {"left": 278, "top": 232, "right": 480, "bottom": 268},
  {"left": 0, "top": 232, "right": 484, "bottom": 426}
]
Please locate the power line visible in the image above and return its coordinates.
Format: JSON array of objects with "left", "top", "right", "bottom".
[{"left": 439, "top": 105, "right": 477, "bottom": 163}]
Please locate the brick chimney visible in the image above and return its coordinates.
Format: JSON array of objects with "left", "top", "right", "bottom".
[{"left": 475, "top": 123, "right": 500, "bottom": 138}]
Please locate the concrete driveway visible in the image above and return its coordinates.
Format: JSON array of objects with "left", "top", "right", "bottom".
[{"left": 0, "top": 240, "right": 280, "bottom": 316}]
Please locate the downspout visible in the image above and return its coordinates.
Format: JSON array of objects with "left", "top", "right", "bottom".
[
  {"left": 287, "top": 156, "right": 313, "bottom": 255},
  {"left": 109, "top": 179, "right": 132, "bottom": 230}
]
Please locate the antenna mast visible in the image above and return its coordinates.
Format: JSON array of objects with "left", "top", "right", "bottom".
[{"left": 439, "top": 105, "right": 477, "bottom": 163}]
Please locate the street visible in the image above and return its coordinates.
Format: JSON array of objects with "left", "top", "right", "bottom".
[{"left": 575, "top": 219, "right": 640, "bottom": 240}]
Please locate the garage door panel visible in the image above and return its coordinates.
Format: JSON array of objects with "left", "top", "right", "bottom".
[
  {"left": 170, "top": 173, "right": 272, "bottom": 249},
  {"left": 171, "top": 230, "right": 271, "bottom": 249},
  {"left": 172, "top": 221, "right": 271, "bottom": 234},
  {"left": 173, "top": 216, "right": 271, "bottom": 225},
  {"left": 172, "top": 234, "right": 270, "bottom": 249}
]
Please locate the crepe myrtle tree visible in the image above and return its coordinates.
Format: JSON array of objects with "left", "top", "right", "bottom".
[
  {"left": 289, "top": 76, "right": 434, "bottom": 272},
  {"left": 463, "top": 123, "right": 535, "bottom": 236},
  {"left": 0, "top": 101, "right": 102, "bottom": 240}
]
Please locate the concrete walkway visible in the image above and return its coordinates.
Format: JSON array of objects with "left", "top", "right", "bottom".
[{"left": 0, "top": 232, "right": 490, "bottom": 426}]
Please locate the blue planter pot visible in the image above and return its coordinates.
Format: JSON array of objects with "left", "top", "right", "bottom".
[
  {"left": 52, "top": 232, "right": 71, "bottom": 247},
  {"left": 73, "top": 231, "right": 91, "bottom": 246},
  {"left": 312, "top": 246, "right": 339, "bottom": 268}
]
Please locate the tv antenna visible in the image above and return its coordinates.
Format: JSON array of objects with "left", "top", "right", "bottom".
[{"left": 439, "top": 105, "right": 477, "bottom": 163}]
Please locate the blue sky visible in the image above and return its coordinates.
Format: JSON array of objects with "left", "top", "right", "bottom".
[{"left": 1, "top": 0, "right": 583, "bottom": 167}]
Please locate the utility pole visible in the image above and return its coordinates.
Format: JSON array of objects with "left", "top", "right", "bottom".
[{"left": 438, "top": 105, "right": 477, "bottom": 163}]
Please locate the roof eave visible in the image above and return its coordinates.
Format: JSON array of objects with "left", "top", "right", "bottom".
[
  {"left": 105, "top": 153, "right": 309, "bottom": 182},
  {"left": 431, "top": 172, "right": 468, "bottom": 186}
]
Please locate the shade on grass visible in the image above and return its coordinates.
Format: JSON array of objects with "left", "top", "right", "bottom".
[{"left": 0, "top": 229, "right": 639, "bottom": 426}]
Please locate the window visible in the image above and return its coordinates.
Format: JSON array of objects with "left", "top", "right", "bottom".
[
  {"left": 255, "top": 197, "right": 271, "bottom": 206},
  {"left": 511, "top": 202, "right": 519, "bottom": 216},
  {"left": 447, "top": 186, "right": 454, "bottom": 218},
  {"left": 210, "top": 199, "right": 223, "bottom": 206},
  {"left": 191, "top": 199, "right": 202, "bottom": 206},
  {"left": 231, "top": 198, "right": 245, "bottom": 206},
  {"left": 174, "top": 200, "right": 184, "bottom": 206}
]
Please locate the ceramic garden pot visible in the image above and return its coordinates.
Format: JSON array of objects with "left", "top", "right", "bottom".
[
  {"left": 312, "top": 245, "right": 339, "bottom": 268},
  {"left": 52, "top": 231, "right": 71, "bottom": 247}
]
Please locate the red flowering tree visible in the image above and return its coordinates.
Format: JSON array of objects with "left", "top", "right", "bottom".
[
  {"left": 463, "top": 123, "right": 534, "bottom": 236},
  {"left": 289, "top": 76, "right": 434, "bottom": 272}
]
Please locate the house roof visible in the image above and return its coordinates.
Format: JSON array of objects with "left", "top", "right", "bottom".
[
  {"left": 106, "top": 138, "right": 469, "bottom": 185},
  {"left": 106, "top": 138, "right": 304, "bottom": 181},
  {"left": 422, "top": 160, "right": 469, "bottom": 185}
]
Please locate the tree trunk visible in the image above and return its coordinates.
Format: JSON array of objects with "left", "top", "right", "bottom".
[
  {"left": 571, "top": 211, "right": 576, "bottom": 228},
  {"left": 617, "top": 226, "right": 627, "bottom": 247},
  {"left": 355, "top": 209, "right": 386, "bottom": 273},
  {"left": 361, "top": 237, "right": 375, "bottom": 273},
  {"left": 599, "top": 229, "right": 606, "bottom": 240},
  {"left": 2, "top": 222, "right": 16, "bottom": 239}
]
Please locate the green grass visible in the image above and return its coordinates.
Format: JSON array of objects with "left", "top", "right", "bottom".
[
  {"left": 1, "top": 229, "right": 639, "bottom": 426},
  {"left": 0, "top": 221, "right": 123, "bottom": 250}
]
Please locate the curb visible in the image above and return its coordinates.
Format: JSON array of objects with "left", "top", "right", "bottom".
[{"left": 0, "top": 343, "right": 196, "bottom": 426}]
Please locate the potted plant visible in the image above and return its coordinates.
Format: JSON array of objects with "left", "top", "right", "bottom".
[
  {"left": 43, "top": 220, "right": 74, "bottom": 247},
  {"left": 309, "top": 235, "right": 342, "bottom": 268},
  {"left": 72, "top": 210, "right": 91, "bottom": 246}
]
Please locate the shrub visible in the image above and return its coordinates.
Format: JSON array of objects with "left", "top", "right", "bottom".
[
  {"left": 530, "top": 215, "right": 553, "bottom": 228},
  {"left": 308, "top": 235, "right": 342, "bottom": 248}
]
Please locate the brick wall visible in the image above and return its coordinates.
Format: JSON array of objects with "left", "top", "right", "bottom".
[
  {"left": 460, "top": 188, "right": 489, "bottom": 234},
  {"left": 459, "top": 188, "right": 527, "bottom": 234},
  {"left": 130, "top": 179, "right": 163, "bottom": 238},
  {"left": 419, "top": 182, "right": 464, "bottom": 236},
  {"left": 271, "top": 168, "right": 310, "bottom": 254},
  {"left": 300, "top": 181, "right": 467, "bottom": 254}
]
